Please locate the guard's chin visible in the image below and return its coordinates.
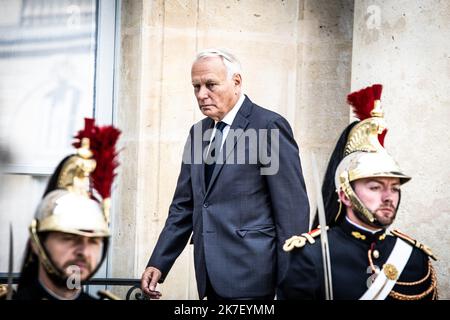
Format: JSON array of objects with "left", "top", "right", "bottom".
[{"left": 375, "top": 212, "right": 396, "bottom": 227}]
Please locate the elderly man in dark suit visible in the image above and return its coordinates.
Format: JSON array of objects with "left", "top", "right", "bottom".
[{"left": 141, "top": 48, "right": 309, "bottom": 300}]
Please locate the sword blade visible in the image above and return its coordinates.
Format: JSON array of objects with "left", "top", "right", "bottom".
[
  {"left": 6, "top": 223, "right": 14, "bottom": 300},
  {"left": 311, "top": 153, "right": 333, "bottom": 300}
]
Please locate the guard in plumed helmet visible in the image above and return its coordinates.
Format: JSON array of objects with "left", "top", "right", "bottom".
[
  {"left": 280, "top": 84, "right": 438, "bottom": 300},
  {"left": 14, "top": 118, "right": 121, "bottom": 300}
]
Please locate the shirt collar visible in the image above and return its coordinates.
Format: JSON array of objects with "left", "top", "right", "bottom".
[
  {"left": 219, "top": 93, "right": 245, "bottom": 127},
  {"left": 345, "top": 216, "right": 382, "bottom": 234}
]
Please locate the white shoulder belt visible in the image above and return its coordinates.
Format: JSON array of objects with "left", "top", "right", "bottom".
[{"left": 360, "top": 238, "right": 413, "bottom": 300}]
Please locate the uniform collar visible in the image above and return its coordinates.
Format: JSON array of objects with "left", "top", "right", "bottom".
[
  {"left": 340, "top": 217, "right": 387, "bottom": 243},
  {"left": 38, "top": 278, "right": 82, "bottom": 300}
]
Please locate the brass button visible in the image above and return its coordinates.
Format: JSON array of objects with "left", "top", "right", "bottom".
[{"left": 372, "top": 250, "right": 380, "bottom": 259}]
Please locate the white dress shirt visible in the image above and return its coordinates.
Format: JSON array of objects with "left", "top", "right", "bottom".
[{"left": 208, "top": 93, "right": 245, "bottom": 151}]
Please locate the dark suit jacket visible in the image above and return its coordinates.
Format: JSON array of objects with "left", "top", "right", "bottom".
[{"left": 148, "top": 96, "right": 309, "bottom": 299}]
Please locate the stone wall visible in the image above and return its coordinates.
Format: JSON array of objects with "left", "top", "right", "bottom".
[
  {"left": 113, "top": 0, "right": 450, "bottom": 300},
  {"left": 112, "top": 0, "right": 354, "bottom": 299},
  {"left": 352, "top": 0, "right": 450, "bottom": 298}
]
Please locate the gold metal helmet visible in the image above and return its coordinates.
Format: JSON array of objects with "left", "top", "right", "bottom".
[
  {"left": 334, "top": 84, "right": 411, "bottom": 225},
  {"left": 28, "top": 118, "right": 120, "bottom": 279}
]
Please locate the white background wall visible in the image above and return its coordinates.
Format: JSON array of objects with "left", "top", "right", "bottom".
[{"left": 352, "top": 0, "right": 450, "bottom": 298}]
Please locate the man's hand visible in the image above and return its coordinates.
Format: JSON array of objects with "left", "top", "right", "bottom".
[{"left": 141, "top": 266, "right": 162, "bottom": 299}]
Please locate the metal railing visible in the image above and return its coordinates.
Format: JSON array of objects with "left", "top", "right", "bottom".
[{"left": 0, "top": 273, "right": 145, "bottom": 300}]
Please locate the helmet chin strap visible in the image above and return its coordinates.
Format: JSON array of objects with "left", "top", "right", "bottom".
[
  {"left": 351, "top": 189, "right": 402, "bottom": 229},
  {"left": 43, "top": 264, "right": 70, "bottom": 288},
  {"left": 29, "top": 220, "right": 66, "bottom": 279},
  {"left": 29, "top": 219, "right": 109, "bottom": 289},
  {"left": 43, "top": 240, "right": 109, "bottom": 289},
  {"left": 340, "top": 172, "right": 402, "bottom": 229},
  {"left": 353, "top": 207, "right": 384, "bottom": 229}
]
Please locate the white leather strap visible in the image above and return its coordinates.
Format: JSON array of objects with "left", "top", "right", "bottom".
[{"left": 360, "top": 238, "right": 413, "bottom": 300}]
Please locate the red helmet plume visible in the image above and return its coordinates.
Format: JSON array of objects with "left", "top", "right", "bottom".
[
  {"left": 73, "top": 118, "right": 121, "bottom": 200},
  {"left": 347, "top": 84, "right": 386, "bottom": 146}
]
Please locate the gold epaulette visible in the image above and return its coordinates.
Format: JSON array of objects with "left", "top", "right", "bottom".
[
  {"left": 97, "top": 289, "right": 121, "bottom": 300},
  {"left": 283, "top": 226, "right": 329, "bottom": 252},
  {"left": 391, "top": 229, "right": 437, "bottom": 261}
]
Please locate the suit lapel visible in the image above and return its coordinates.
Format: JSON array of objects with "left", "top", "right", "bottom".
[
  {"left": 201, "top": 118, "right": 215, "bottom": 194},
  {"left": 205, "top": 97, "right": 252, "bottom": 196}
]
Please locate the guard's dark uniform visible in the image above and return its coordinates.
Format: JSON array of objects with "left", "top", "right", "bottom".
[
  {"left": 280, "top": 218, "right": 437, "bottom": 300},
  {"left": 281, "top": 84, "right": 439, "bottom": 300},
  {"left": 13, "top": 280, "right": 96, "bottom": 300}
]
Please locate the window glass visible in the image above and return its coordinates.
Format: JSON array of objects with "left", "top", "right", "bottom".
[{"left": 0, "top": 0, "right": 98, "bottom": 272}]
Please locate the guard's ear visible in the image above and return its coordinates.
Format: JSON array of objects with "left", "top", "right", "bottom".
[{"left": 338, "top": 189, "right": 351, "bottom": 207}]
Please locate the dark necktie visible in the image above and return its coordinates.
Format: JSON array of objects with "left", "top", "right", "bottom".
[{"left": 205, "top": 121, "right": 227, "bottom": 188}]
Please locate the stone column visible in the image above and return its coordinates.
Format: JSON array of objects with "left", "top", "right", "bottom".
[
  {"left": 112, "top": 0, "right": 354, "bottom": 299},
  {"left": 352, "top": 0, "right": 450, "bottom": 298},
  {"left": 111, "top": 0, "right": 200, "bottom": 299},
  {"left": 294, "top": 0, "right": 354, "bottom": 223}
]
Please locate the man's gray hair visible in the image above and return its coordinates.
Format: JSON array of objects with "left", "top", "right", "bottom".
[{"left": 194, "top": 48, "right": 242, "bottom": 79}]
